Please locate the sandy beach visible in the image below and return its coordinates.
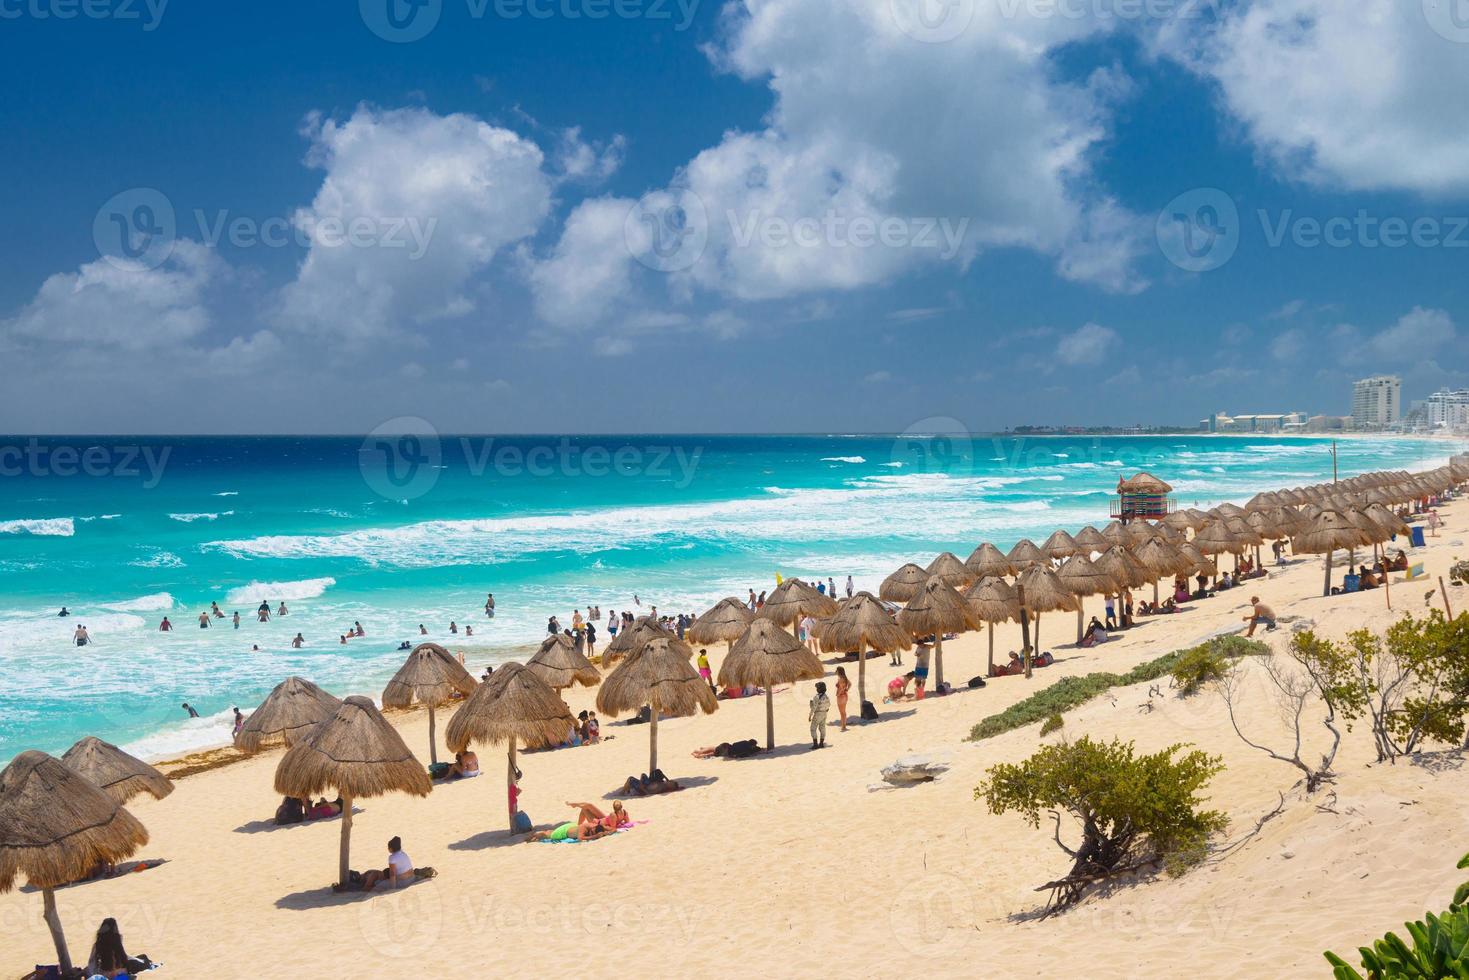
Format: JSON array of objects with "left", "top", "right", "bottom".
[{"left": 3, "top": 502, "right": 1466, "bottom": 979}]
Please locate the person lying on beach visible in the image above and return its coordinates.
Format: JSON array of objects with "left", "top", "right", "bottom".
[
  {"left": 692, "top": 738, "right": 762, "bottom": 759},
  {"left": 448, "top": 751, "right": 480, "bottom": 779},
  {"left": 619, "top": 770, "right": 681, "bottom": 796},
  {"left": 566, "top": 799, "right": 630, "bottom": 831},
  {"left": 308, "top": 797, "right": 343, "bottom": 819},
  {"left": 526, "top": 820, "right": 613, "bottom": 843}
]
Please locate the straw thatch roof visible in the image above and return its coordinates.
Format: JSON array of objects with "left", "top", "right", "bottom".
[
  {"left": 1293, "top": 510, "right": 1372, "bottom": 555},
  {"left": 445, "top": 662, "right": 576, "bottom": 753},
  {"left": 1215, "top": 502, "right": 1249, "bottom": 520},
  {"left": 1363, "top": 503, "right": 1410, "bottom": 538},
  {"left": 1224, "top": 515, "right": 1265, "bottom": 548},
  {"left": 718, "top": 619, "right": 826, "bottom": 689},
  {"left": 1056, "top": 554, "right": 1117, "bottom": 598},
  {"left": 1126, "top": 520, "right": 1160, "bottom": 545},
  {"left": 382, "top": 642, "right": 477, "bottom": 709},
  {"left": 1095, "top": 546, "right": 1152, "bottom": 589},
  {"left": 0, "top": 750, "right": 148, "bottom": 892},
  {"left": 1118, "top": 472, "right": 1173, "bottom": 494},
  {"left": 1343, "top": 508, "right": 1390, "bottom": 545},
  {"left": 1133, "top": 537, "right": 1192, "bottom": 577},
  {"left": 759, "top": 578, "right": 839, "bottom": 626},
  {"left": 1176, "top": 541, "right": 1213, "bottom": 575},
  {"left": 1245, "top": 490, "right": 1283, "bottom": 512},
  {"left": 235, "top": 676, "right": 344, "bottom": 754},
  {"left": 1193, "top": 520, "right": 1243, "bottom": 556},
  {"left": 60, "top": 737, "right": 173, "bottom": 806},
  {"left": 1161, "top": 510, "right": 1196, "bottom": 532},
  {"left": 819, "top": 592, "right": 912, "bottom": 654},
  {"left": 1100, "top": 522, "right": 1132, "bottom": 548},
  {"left": 1041, "top": 529, "right": 1082, "bottom": 560},
  {"left": 926, "top": 551, "right": 976, "bottom": 588},
  {"left": 964, "top": 576, "right": 1022, "bottom": 624},
  {"left": 602, "top": 616, "right": 676, "bottom": 663},
  {"left": 1072, "top": 526, "right": 1111, "bottom": 554},
  {"left": 597, "top": 638, "right": 719, "bottom": 719},
  {"left": 686, "top": 597, "right": 754, "bottom": 645},
  {"left": 1017, "top": 565, "right": 1080, "bottom": 613},
  {"left": 273, "top": 696, "right": 432, "bottom": 801},
  {"left": 1007, "top": 538, "right": 1049, "bottom": 570},
  {"left": 896, "top": 576, "right": 975, "bottom": 636},
  {"left": 965, "top": 543, "right": 1016, "bottom": 578},
  {"left": 525, "top": 633, "right": 601, "bottom": 690},
  {"left": 879, "top": 563, "right": 932, "bottom": 603}
]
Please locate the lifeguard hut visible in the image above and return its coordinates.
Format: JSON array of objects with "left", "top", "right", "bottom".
[{"left": 1112, "top": 472, "right": 1174, "bottom": 523}]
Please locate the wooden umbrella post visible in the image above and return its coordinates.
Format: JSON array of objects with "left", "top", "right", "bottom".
[
  {"left": 648, "top": 696, "right": 660, "bottom": 774},
  {"left": 1018, "top": 585, "right": 1033, "bottom": 679},
  {"left": 1441, "top": 577, "right": 1454, "bottom": 619},
  {"left": 42, "top": 887, "right": 70, "bottom": 976},
  {"left": 764, "top": 685, "right": 776, "bottom": 750},
  {"left": 857, "top": 633, "right": 867, "bottom": 712},
  {"left": 338, "top": 792, "right": 355, "bottom": 888},
  {"left": 1075, "top": 605, "right": 1085, "bottom": 645},
  {"left": 427, "top": 702, "right": 438, "bottom": 766},
  {"left": 933, "top": 633, "right": 945, "bottom": 691},
  {"left": 1322, "top": 552, "right": 1334, "bottom": 598},
  {"left": 988, "top": 623, "right": 996, "bottom": 675},
  {"left": 506, "top": 738, "right": 518, "bottom": 833}
]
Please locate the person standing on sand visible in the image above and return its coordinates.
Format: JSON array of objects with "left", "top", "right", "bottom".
[
  {"left": 697, "top": 648, "right": 714, "bottom": 691},
  {"left": 913, "top": 642, "right": 931, "bottom": 700},
  {"left": 232, "top": 707, "right": 244, "bottom": 737},
  {"left": 809, "top": 681, "right": 830, "bottom": 749},
  {"left": 845, "top": 575, "right": 853, "bottom": 599},
  {"left": 1104, "top": 593, "right": 1117, "bottom": 630},
  {"left": 834, "top": 666, "right": 851, "bottom": 731},
  {"left": 585, "top": 620, "right": 597, "bottom": 657}
]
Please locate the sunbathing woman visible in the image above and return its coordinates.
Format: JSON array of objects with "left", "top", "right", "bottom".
[
  {"left": 619, "top": 770, "right": 681, "bottom": 795},
  {"left": 527, "top": 820, "right": 613, "bottom": 843},
  {"left": 448, "top": 750, "right": 480, "bottom": 779},
  {"left": 566, "top": 799, "right": 630, "bottom": 831},
  {"left": 692, "top": 738, "right": 761, "bottom": 759}
]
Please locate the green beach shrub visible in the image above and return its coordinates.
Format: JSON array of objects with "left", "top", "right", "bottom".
[
  {"left": 1325, "top": 853, "right": 1469, "bottom": 979},
  {"left": 977, "top": 736, "right": 1226, "bottom": 912},
  {"left": 1039, "top": 713, "right": 1064, "bottom": 736},
  {"left": 1170, "top": 644, "right": 1230, "bottom": 696},
  {"left": 968, "top": 637, "right": 1269, "bottom": 741}
]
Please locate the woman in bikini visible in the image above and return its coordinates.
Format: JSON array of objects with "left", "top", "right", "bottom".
[
  {"left": 834, "top": 665, "right": 851, "bottom": 731},
  {"left": 526, "top": 820, "right": 612, "bottom": 843},
  {"left": 565, "top": 799, "right": 629, "bottom": 832}
]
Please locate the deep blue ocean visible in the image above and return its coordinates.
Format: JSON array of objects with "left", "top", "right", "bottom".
[{"left": 1, "top": 432, "right": 1461, "bottom": 762}]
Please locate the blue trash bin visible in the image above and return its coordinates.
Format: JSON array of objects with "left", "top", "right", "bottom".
[{"left": 1410, "top": 525, "right": 1426, "bottom": 548}]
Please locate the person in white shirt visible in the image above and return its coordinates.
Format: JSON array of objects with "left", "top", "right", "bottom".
[
  {"left": 800, "top": 614, "right": 818, "bottom": 653},
  {"left": 360, "top": 835, "right": 414, "bottom": 890}
]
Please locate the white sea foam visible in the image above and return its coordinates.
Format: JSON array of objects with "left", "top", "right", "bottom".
[
  {"left": 225, "top": 577, "right": 337, "bottom": 604},
  {"left": 169, "top": 511, "right": 233, "bottom": 522},
  {"left": 820, "top": 456, "right": 866, "bottom": 463},
  {"left": 104, "top": 592, "right": 176, "bottom": 612},
  {"left": 130, "top": 550, "right": 184, "bottom": 569},
  {"left": 879, "top": 462, "right": 904, "bottom": 468},
  {"left": 0, "top": 517, "right": 75, "bottom": 536},
  {"left": 213, "top": 491, "right": 239, "bottom": 497}
]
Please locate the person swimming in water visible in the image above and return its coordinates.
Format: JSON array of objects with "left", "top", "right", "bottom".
[
  {"left": 58, "top": 606, "right": 70, "bottom": 617},
  {"left": 291, "top": 633, "right": 305, "bottom": 648},
  {"left": 73, "top": 625, "right": 91, "bottom": 646},
  {"left": 182, "top": 702, "right": 200, "bottom": 718},
  {"left": 159, "top": 617, "right": 173, "bottom": 632}
]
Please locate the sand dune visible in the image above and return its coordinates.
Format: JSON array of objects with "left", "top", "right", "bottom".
[{"left": 3, "top": 508, "right": 1466, "bottom": 978}]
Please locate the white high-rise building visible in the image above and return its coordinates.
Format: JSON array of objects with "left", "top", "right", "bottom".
[
  {"left": 1352, "top": 376, "right": 1401, "bottom": 429},
  {"left": 1426, "top": 388, "right": 1469, "bottom": 430}
]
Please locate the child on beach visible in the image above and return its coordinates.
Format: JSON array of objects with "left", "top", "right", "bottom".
[
  {"left": 809, "top": 681, "right": 830, "bottom": 749},
  {"left": 697, "top": 649, "right": 714, "bottom": 691}
]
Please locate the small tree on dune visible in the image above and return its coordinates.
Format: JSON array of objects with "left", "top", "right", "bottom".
[{"left": 977, "top": 736, "right": 1226, "bottom": 914}]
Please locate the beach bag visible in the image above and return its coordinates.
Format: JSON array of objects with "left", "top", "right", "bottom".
[
  {"left": 860, "top": 700, "right": 878, "bottom": 721},
  {"left": 512, "top": 810, "right": 533, "bottom": 835},
  {"left": 428, "top": 762, "right": 451, "bottom": 780},
  {"left": 967, "top": 676, "right": 986, "bottom": 689}
]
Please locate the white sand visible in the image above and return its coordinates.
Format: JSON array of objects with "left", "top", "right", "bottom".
[{"left": 4, "top": 508, "right": 1466, "bottom": 978}]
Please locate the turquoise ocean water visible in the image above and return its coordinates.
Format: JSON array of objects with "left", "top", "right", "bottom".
[{"left": 1, "top": 432, "right": 1461, "bottom": 763}]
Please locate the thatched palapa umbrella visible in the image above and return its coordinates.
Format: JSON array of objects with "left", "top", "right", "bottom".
[
  {"left": 235, "top": 676, "right": 343, "bottom": 754},
  {"left": 274, "top": 696, "right": 431, "bottom": 888},
  {"left": 382, "top": 642, "right": 477, "bottom": 766},
  {"left": 926, "top": 551, "right": 976, "bottom": 588},
  {"left": 1007, "top": 538, "right": 1049, "bottom": 571},
  {"left": 445, "top": 662, "right": 575, "bottom": 832},
  {"left": 601, "top": 615, "right": 676, "bottom": 664},
  {"left": 687, "top": 596, "right": 754, "bottom": 669},
  {"left": 720, "top": 619, "right": 826, "bottom": 749},
  {"left": 598, "top": 637, "right": 718, "bottom": 773},
  {"left": 965, "top": 542, "right": 1015, "bottom": 580},
  {"left": 61, "top": 736, "right": 173, "bottom": 805},
  {"left": 759, "top": 578, "right": 839, "bottom": 639},
  {"left": 526, "top": 633, "right": 602, "bottom": 692},
  {"left": 896, "top": 575, "right": 974, "bottom": 689},
  {"left": 1294, "top": 510, "right": 1372, "bottom": 596},
  {"left": 964, "top": 576, "right": 1021, "bottom": 674},
  {"left": 879, "top": 564, "right": 931, "bottom": 603},
  {"left": 1133, "top": 536, "right": 1192, "bottom": 605},
  {"left": 1041, "top": 529, "right": 1081, "bottom": 561},
  {"left": 1016, "top": 564, "right": 1078, "bottom": 666},
  {"left": 819, "top": 592, "right": 911, "bottom": 708},
  {"left": 1072, "top": 526, "right": 1111, "bottom": 556},
  {"left": 0, "top": 751, "right": 149, "bottom": 974},
  {"left": 1056, "top": 554, "right": 1117, "bottom": 643}
]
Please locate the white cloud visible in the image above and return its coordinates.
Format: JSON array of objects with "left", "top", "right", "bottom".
[
  {"left": 1056, "top": 322, "right": 1118, "bottom": 366},
  {"left": 553, "top": 127, "right": 626, "bottom": 183},
  {"left": 528, "top": 197, "right": 637, "bottom": 327},
  {"left": 1364, "top": 307, "right": 1456, "bottom": 362},
  {"left": 864, "top": 370, "right": 893, "bottom": 383},
  {"left": 1270, "top": 328, "right": 1307, "bottom": 361},
  {"left": 4, "top": 241, "right": 221, "bottom": 352},
  {"left": 532, "top": 0, "right": 1148, "bottom": 326},
  {"left": 205, "top": 330, "right": 283, "bottom": 374},
  {"left": 1170, "top": 0, "right": 1469, "bottom": 194},
  {"left": 277, "top": 106, "right": 553, "bottom": 341}
]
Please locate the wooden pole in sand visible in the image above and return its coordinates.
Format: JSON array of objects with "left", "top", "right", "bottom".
[
  {"left": 857, "top": 633, "right": 867, "bottom": 712},
  {"left": 764, "top": 685, "right": 776, "bottom": 750},
  {"left": 648, "top": 699, "right": 660, "bottom": 774},
  {"left": 427, "top": 702, "right": 439, "bottom": 766},
  {"left": 1018, "top": 585, "right": 1033, "bottom": 679},
  {"left": 988, "top": 623, "right": 996, "bottom": 675},
  {"left": 1440, "top": 577, "right": 1454, "bottom": 619},
  {"left": 42, "top": 888, "right": 70, "bottom": 975},
  {"left": 338, "top": 792, "right": 355, "bottom": 888}
]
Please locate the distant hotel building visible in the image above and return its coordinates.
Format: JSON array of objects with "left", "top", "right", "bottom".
[
  {"left": 1199, "top": 411, "right": 1309, "bottom": 434},
  {"left": 1427, "top": 387, "right": 1469, "bottom": 431},
  {"left": 1351, "top": 375, "right": 1401, "bottom": 429}
]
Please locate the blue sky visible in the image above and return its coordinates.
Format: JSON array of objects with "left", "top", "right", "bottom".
[{"left": 1, "top": 0, "right": 1465, "bottom": 433}]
